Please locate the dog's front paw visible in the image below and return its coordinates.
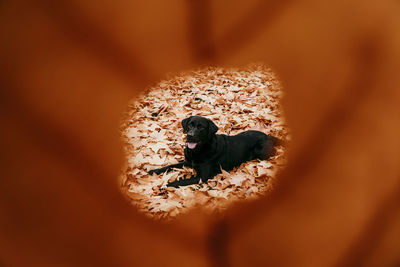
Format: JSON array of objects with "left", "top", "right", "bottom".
[
  {"left": 149, "top": 168, "right": 162, "bottom": 175},
  {"left": 166, "top": 181, "right": 180, "bottom": 188}
]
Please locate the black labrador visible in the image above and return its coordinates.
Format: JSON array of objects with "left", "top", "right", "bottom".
[{"left": 149, "top": 116, "right": 282, "bottom": 187}]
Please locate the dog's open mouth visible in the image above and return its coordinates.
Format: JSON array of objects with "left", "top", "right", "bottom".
[{"left": 187, "top": 142, "right": 198, "bottom": 149}]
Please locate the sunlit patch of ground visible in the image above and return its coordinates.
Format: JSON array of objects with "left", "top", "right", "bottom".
[{"left": 120, "top": 64, "right": 289, "bottom": 220}]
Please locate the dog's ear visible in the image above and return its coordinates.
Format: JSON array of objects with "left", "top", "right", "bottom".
[
  {"left": 208, "top": 119, "right": 218, "bottom": 136},
  {"left": 181, "top": 116, "right": 192, "bottom": 133}
]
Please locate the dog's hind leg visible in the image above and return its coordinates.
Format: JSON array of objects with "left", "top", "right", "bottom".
[
  {"left": 148, "top": 161, "right": 187, "bottom": 175},
  {"left": 255, "top": 135, "right": 281, "bottom": 160}
]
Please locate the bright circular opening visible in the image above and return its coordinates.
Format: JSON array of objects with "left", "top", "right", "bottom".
[{"left": 120, "top": 64, "right": 289, "bottom": 220}]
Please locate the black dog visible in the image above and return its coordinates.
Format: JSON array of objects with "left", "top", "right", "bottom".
[{"left": 149, "top": 116, "right": 282, "bottom": 187}]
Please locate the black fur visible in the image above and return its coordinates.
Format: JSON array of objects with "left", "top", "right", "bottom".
[{"left": 148, "top": 116, "right": 281, "bottom": 187}]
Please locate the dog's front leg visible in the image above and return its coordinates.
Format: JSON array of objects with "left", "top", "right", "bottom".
[
  {"left": 166, "top": 164, "right": 217, "bottom": 188},
  {"left": 166, "top": 176, "right": 201, "bottom": 188},
  {"left": 148, "top": 161, "right": 188, "bottom": 175},
  {"left": 197, "top": 164, "right": 219, "bottom": 184}
]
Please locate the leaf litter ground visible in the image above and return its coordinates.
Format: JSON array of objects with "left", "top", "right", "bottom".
[{"left": 120, "top": 64, "right": 289, "bottom": 220}]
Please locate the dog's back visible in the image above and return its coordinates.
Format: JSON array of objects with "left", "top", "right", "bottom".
[{"left": 216, "top": 130, "right": 281, "bottom": 172}]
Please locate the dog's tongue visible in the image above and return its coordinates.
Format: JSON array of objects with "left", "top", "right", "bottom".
[{"left": 187, "top": 142, "right": 197, "bottom": 149}]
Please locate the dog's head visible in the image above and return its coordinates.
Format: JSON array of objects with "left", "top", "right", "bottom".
[{"left": 181, "top": 116, "right": 218, "bottom": 150}]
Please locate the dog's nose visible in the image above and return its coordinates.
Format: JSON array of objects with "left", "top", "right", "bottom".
[{"left": 187, "top": 130, "right": 195, "bottom": 138}]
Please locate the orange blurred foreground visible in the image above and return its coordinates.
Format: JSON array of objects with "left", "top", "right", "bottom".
[{"left": 0, "top": 0, "right": 399, "bottom": 266}]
